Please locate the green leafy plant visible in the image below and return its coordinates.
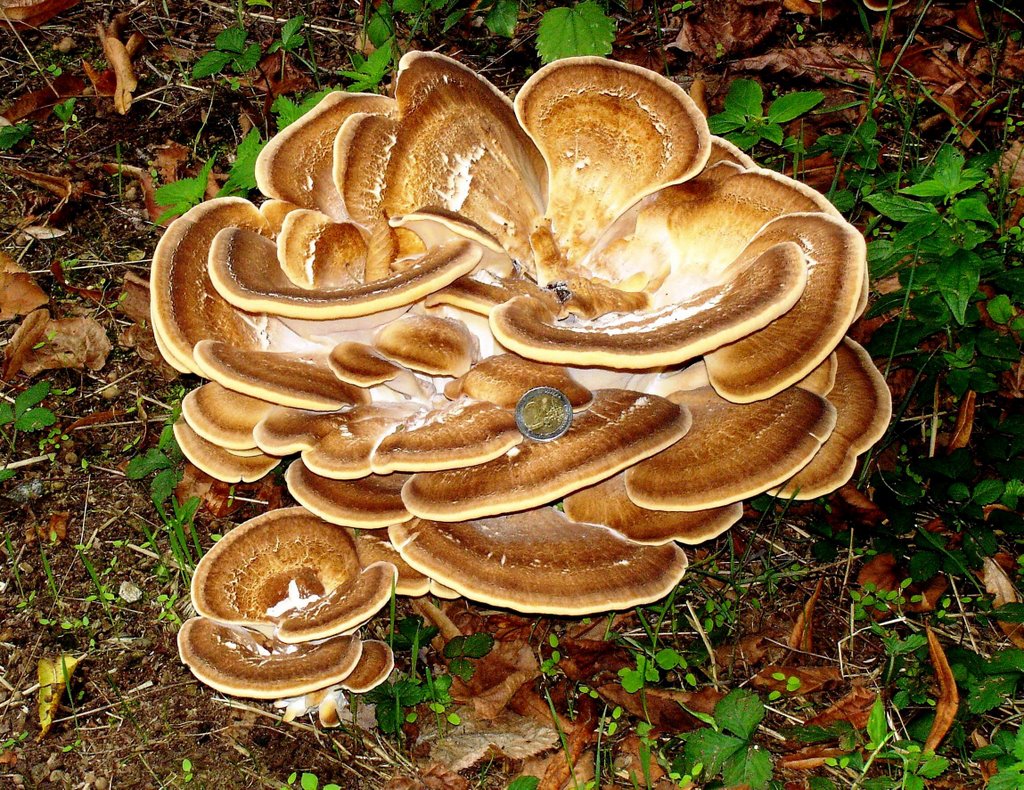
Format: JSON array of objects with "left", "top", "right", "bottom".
[
  {"left": 443, "top": 632, "right": 494, "bottom": 681},
  {"left": 0, "top": 121, "right": 33, "bottom": 150},
  {"left": 1, "top": 381, "right": 57, "bottom": 482},
  {"left": 52, "top": 97, "right": 78, "bottom": 134},
  {"left": 272, "top": 90, "right": 337, "bottom": 129},
  {"left": 680, "top": 689, "right": 773, "bottom": 789},
  {"left": 536, "top": 1, "right": 616, "bottom": 64},
  {"left": 975, "top": 726, "right": 1024, "bottom": 790},
  {"left": 342, "top": 41, "right": 394, "bottom": 93},
  {"left": 269, "top": 16, "right": 305, "bottom": 55},
  {"left": 218, "top": 128, "right": 266, "bottom": 198},
  {"left": 192, "top": 26, "right": 262, "bottom": 79},
  {"left": 154, "top": 158, "right": 214, "bottom": 222},
  {"left": 709, "top": 79, "right": 824, "bottom": 150},
  {"left": 284, "top": 771, "right": 340, "bottom": 790}
]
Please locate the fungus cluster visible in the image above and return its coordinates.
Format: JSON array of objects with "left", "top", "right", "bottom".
[{"left": 155, "top": 52, "right": 890, "bottom": 717}]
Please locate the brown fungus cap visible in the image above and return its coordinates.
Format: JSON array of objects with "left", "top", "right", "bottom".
[
  {"left": 401, "top": 389, "right": 692, "bottom": 521},
  {"left": 704, "top": 212, "right": 865, "bottom": 403},
  {"left": 190, "top": 507, "right": 395, "bottom": 642},
  {"left": 385, "top": 51, "right": 547, "bottom": 266},
  {"left": 374, "top": 313, "right": 478, "bottom": 378},
  {"left": 275, "top": 209, "right": 368, "bottom": 290},
  {"left": 350, "top": 530, "right": 430, "bottom": 597},
  {"left": 340, "top": 640, "right": 395, "bottom": 693},
  {"left": 298, "top": 403, "right": 418, "bottom": 479},
  {"left": 515, "top": 56, "right": 710, "bottom": 266},
  {"left": 150, "top": 197, "right": 271, "bottom": 374},
  {"left": 172, "top": 420, "right": 279, "bottom": 483},
  {"left": 254, "top": 91, "right": 395, "bottom": 220},
  {"left": 285, "top": 460, "right": 412, "bottom": 529},
  {"left": 490, "top": 241, "right": 808, "bottom": 369},
  {"left": 208, "top": 226, "right": 482, "bottom": 320},
  {"left": 445, "top": 354, "right": 592, "bottom": 410},
  {"left": 775, "top": 338, "right": 891, "bottom": 500},
  {"left": 328, "top": 341, "right": 402, "bottom": 386},
  {"left": 564, "top": 473, "right": 742, "bottom": 546},
  {"left": 372, "top": 398, "right": 522, "bottom": 474},
  {"left": 181, "top": 381, "right": 273, "bottom": 451},
  {"left": 625, "top": 386, "right": 837, "bottom": 511},
  {"left": 178, "top": 617, "right": 363, "bottom": 699},
  {"left": 193, "top": 340, "right": 371, "bottom": 412},
  {"left": 389, "top": 507, "right": 688, "bottom": 615}
]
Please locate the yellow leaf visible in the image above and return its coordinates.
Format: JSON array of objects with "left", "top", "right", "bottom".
[{"left": 37, "top": 654, "right": 82, "bottom": 740}]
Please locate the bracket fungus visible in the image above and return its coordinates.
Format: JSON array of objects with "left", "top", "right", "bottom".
[{"left": 154, "top": 51, "right": 891, "bottom": 719}]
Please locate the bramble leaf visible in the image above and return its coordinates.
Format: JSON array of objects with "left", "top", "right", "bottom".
[{"left": 536, "top": 1, "right": 616, "bottom": 64}]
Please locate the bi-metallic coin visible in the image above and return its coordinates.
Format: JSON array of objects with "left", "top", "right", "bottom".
[{"left": 514, "top": 386, "right": 573, "bottom": 442}]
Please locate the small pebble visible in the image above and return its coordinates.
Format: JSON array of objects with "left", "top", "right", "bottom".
[
  {"left": 94, "top": 778, "right": 110, "bottom": 790},
  {"left": 8, "top": 478, "right": 44, "bottom": 503},
  {"left": 54, "top": 36, "right": 74, "bottom": 53},
  {"left": 119, "top": 580, "right": 143, "bottom": 603},
  {"left": 99, "top": 384, "right": 120, "bottom": 399}
]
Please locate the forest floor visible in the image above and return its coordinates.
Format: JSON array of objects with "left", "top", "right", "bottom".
[{"left": 2, "top": 1, "right": 1024, "bottom": 788}]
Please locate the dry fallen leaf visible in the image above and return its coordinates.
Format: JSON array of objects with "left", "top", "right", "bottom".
[
  {"left": 0, "top": 0, "right": 79, "bottom": 27},
  {"left": 858, "top": 553, "right": 899, "bottom": 592},
  {"left": 0, "top": 252, "right": 47, "bottom": 321},
  {"left": 982, "top": 557, "right": 1024, "bottom": 648},
  {"left": 385, "top": 763, "right": 470, "bottom": 790},
  {"left": 947, "top": 390, "right": 976, "bottom": 452},
  {"left": 4, "top": 309, "right": 111, "bottom": 378},
  {"left": 804, "top": 685, "right": 877, "bottom": 730},
  {"left": 596, "top": 683, "right": 722, "bottom": 734},
  {"left": 752, "top": 665, "right": 843, "bottom": 695},
  {"left": 0, "top": 73, "right": 86, "bottom": 124},
  {"left": 780, "top": 745, "right": 850, "bottom": 770},
  {"left": 673, "top": 0, "right": 783, "bottom": 63},
  {"left": 416, "top": 709, "right": 557, "bottom": 773},
  {"left": 789, "top": 577, "right": 824, "bottom": 653},
  {"left": 924, "top": 628, "right": 958, "bottom": 754},
  {"left": 95, "top": 14, "right": 140, "bottom": 114},
  {"left": 37, "top": 653, "right": 82, "bottom": 740}
]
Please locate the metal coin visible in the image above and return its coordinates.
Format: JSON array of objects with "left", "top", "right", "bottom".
[{"left": 515, "top": 386, "right": 573, "bottom": 442}]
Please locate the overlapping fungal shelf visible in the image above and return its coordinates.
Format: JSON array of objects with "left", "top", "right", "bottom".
[{"left": 155, "top": 52, "right": 891, "bottom": 719}]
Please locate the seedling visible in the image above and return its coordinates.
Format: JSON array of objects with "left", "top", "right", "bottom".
[
  {"left": 154, "top": 158, "right": 215, "bottom": 222},
  {"left": 192, "top": 26, "right": 261, "bottom": 79},
  {"left": 709, "top": 79, "right": 824, "bottom": 150}
]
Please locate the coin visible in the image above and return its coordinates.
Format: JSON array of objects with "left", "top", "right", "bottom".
[{"left": 515, "top": 386, "right": 573, "bottom": 442}]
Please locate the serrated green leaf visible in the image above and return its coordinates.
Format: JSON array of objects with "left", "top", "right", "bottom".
[
  {"left": 973, "top": 478, "right": 1004, "bottom": 505},
  {"left": 279, "top": 15, "right": 304, "bottom": 49},
  {"left": 0, "top": 469, "right": 15, "bottom": 483},
  {"left": 722, "top": 744, "right": 773, "bottom": 789},
  {"left": 14, "top": 407, "right": 55, "bottom": 432},
  {"left": 766, "top": 90, "right": 823, "bottom": 124},
  {"left": 233, "top": 42, "right": 262, "bottom": 73},
  {"left": 218, "top": 128, "right": 266, "bottom": 197},
  {"left": 444, "top": 632, "right": 494, "bottom": 659},
  {"left": 507, "top": 777, "right": 540, "bottom": 790},
  {"left": 536, "top": 1, "right": 616, "bottom": 64},
  {"left": 192, "top": 49, "right": 233, "bottom": 79},
  {"left": 0, "top": 121, "right": 33, "bottom": 150},
  {"left": 684, "top": 728, "right": 745, "bottom": 777},
  {"left": 968, "top": 673, "right": 1018, "bottom": 713},
  {"left": 484, "top": 0, "right": 518, "bottom": 37},
  {"left": 715, "top": 688, "right": 764, "bottom": 740},
  {"left": 723, "top": 79, "right": 763, "bottom": 118},
  {"left": 866, "top": 696, "right": 887, "bottom": 745},
  {"left": 151, "top": 467, "right": 182, "bottom": 507},
  {"left": 900, "top": 180, "right": 949, "bottom": 198},
  {"left": 15, "top": 380, "right": 51, "bottom": 416},
  {"left": 935, "top": 250, "right": 980, "bottom": 324},
  {"left": 865, "top": 193, "right": 939, "bottom": 223},
  {"left": 155, "top": 158, "right": 215, "bottom": 222},
  {"left": 125, "top": 448, "right": 174, "bottom": 479},
  {"left": 918, "top": 755, "right": 949, "bottom": 779},
  {"left": 215, "top": 26, "right": 248, "bottom": 53},
  {"left": 0, "top": 402, "right": 13, "bottom": 425},
  {"left": 952, "top": 197, "right": 996, "bottom": 225},
  {"left": 760, "top": 123, "right": 784, "bottom": 145}
]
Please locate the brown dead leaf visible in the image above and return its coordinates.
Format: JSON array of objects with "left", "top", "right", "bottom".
[
  {"left": 735, "top": 43, "right": 876, "bottom": 84},
  {"left": 924, "top": 628, "right": 958, "bottom": 753},
  {"left": 0, "top": 252, "right": 47, "bottom": 321},
  {"left": 752, "top": 665, "right": 843, "bottom": 695},
  {"left": 780, "top": 746, "right": 850, "bottom": 770},
  {"left": 804, "top": 685, "right": 877, "bottom": 730},
  {"left": 2, "top": 308, "right": 49, "bottom": 379},
  {"left": 596, "top": 683, "right": 722, "bottom": 734},
  {"left": 789, "top": 578, "right": 823, "bottom": 653},
  {"left": 558, "top": 636, "right": 634, "bottom": 683},
  {"left": 858, "top": 553, "right": 899, "bottom": 591},
  {"left": 452, "top": 638, "right": 539, "bottom": 719},
  {"left": 955, "top": 0, "right": 984, "bottom": 39},
  {"left": 982, "top": 557, "right": 1024, "bottom": 648},
  {"left": 715, "top": 632, "right": 774, "bottom": 671},
  {"left": 947, "top": 390, "right": 976, "bottom": 452},
  {"left": 153, "top": 141, "right": 190, "bottom": 184},
  {"left": 416, "top": 709, "right": 557, "bottom": 773},
  {"left": 385, "top": 764, "right": 469, "bottom": 790},
  {"left": 998, "top": 141, "right": 1024, "bottom": 192},
  {"left": 0, "top": 0, "right": 79, "bottom": 27},
  {"left": 96, "top": 14, "right": 140, "bottom": 114},
  {"left": 673, "top": 0, "right": 782, "bottom": 63},
  {"left": 42, "top": 512, "right": 68, "bottom": 543},
  {"left": 615, "top": 734, "right": 668, "bottom": 786},
  {"left": 0, "top": 751, "right": 16, "bottom": 767},
  {"left": 101, "top": 162, "right": 167, "bottom": 223},
  {"left": 835, "top": 484, "right": 887, "bottom": 528},
  {"left": 6, "top": 311, "right": 111, "bottom": 378},
  {"left": 538, "top": 695, "right": 596, "bottom": 790},
  {"left": 0, "top": 73, "right": 86, "bottom": 124}
]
